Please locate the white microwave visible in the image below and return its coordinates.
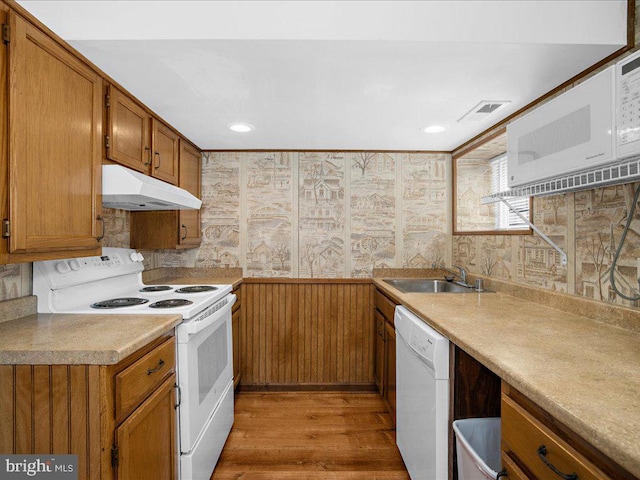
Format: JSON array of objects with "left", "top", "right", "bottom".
[
  {"left": 507, "top": 66, "right": 616, "bottom": 188},
  {"left": 507, "top": 49, "right": 640, "bottom": 189}
]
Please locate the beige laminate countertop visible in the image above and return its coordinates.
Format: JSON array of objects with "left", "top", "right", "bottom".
[
  {"left": 0, "top": 312, "right": 181, "bottom": 365},
  {"left": 373, "top": 279, "right": 640, "bottom": 478}
]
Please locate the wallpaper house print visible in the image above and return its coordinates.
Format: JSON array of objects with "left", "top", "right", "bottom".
[
  {"left": 350, "top": 152, "right": 396, "bottom": 277},
  {"left": 194, "top": 151, "right": 450, "bottom": 279},
  {"left": 246, "top": 153, "right": 294, "bottom": 278},
  {"left": 452, "top": 173, "right": 640, "bottom": 307},
  {"left": 575, "top": 183, "right": 640, "bottom": 307}
]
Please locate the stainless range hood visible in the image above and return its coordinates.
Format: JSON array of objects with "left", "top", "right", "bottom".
[{"left": 102, "top": 165, "right": 202, "bottom": 211}]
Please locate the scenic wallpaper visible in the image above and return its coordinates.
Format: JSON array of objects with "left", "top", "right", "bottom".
[
  {"left": 194, "top": 151, "right": 450, "bottom": 278},
  {"left": 1, "top": 151, "right": 640, "bottom": 310}
]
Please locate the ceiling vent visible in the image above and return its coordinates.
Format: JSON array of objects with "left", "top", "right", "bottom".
[{"left": 458, "top": 100, "right": 510, "bottom": 123}]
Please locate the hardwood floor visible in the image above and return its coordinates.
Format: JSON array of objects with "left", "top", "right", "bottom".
[{"left": 211, "top": 392, "right": 409, "bottom": 479}]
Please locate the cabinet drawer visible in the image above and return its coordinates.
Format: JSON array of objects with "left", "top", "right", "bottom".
[
  {"left": 116, "top": 337, "right": 176, "bottom": 422},
  {"left": 374, "top": 289, "right": 397, "bottom": 324},
  {"left": 501, "top": 452, "right": 530, "bottom": 480},
  {"left": 502, "top": 394, "right": 610, "bottom": 480}
]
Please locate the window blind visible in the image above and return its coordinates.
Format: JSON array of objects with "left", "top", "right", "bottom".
[{"left": 491, "top": 155, "right": 529, "bottom": 230}]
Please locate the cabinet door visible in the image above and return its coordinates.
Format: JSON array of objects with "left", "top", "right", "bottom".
[
  {"left": 7, "top": 12, "right": 102, "bottom": 255},
  {"left": 152, "top": 119, "right": 179, "bottom": 185},
  {"left": 232, "top": 306, "right": 241, "bottom": 389},
  {"left": 178, "top": 140, "right": 201, "bottom": 247},
  {"left": 373, "top": 310, "right": 386, "bottom": 396},
  {"left": 106, "top": 86, "right": 151, "bottom": 173},
  {"left": 115, "top": 374, "right": 177, "bottom": 480},
  {"left": 384, "top": 321, "right": 396, "bottom": 423},
  {"left": 232, "top": 286, "right": 242, "bottom": 389}
]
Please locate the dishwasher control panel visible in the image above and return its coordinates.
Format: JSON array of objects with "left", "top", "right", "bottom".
[
  {"left": 394, "top": 305, "right": 449, "bottom": 379},
  {"left": 410, "top": 330, "right": 434, "bottom": 359}
]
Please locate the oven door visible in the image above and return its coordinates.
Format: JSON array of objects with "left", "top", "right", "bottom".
[{"left": 177, "top": 293, "right": 235, "bottom": 453}]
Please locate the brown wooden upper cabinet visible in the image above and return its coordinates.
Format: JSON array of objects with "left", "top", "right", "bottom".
[
  {"left": 177, "top": 140, "right": 202, "bottom": 247},
  {"left": 106, "top": 85, "right": 179, "bottom": 185},
  {"left": 2, "top": 10, "right": 103, "bottom": 263},
  {"left": 130, "top": 139, "right": 202, "bottom": 249}
]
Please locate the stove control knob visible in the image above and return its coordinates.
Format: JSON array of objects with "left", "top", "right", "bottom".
[
  {"left": 136, "top": 253, "right": 145, "bottom": 262},
  {"left": 55, "top": 261, "right": 70, "bottom": 274},
  {"left": 68, "top": 259, "right": 81, "bottom": 271},
  {"left": 129, "top": 252, "right": 139, "bottom": 262}
]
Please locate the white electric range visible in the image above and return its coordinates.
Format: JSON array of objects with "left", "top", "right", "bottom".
[{"left": 33, "top": 247, "right": 235, "bottom": 480}]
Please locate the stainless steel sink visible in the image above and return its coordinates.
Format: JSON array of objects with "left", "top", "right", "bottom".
[{"left": 383, "top": 278, "right": 474, "bottom": 293}]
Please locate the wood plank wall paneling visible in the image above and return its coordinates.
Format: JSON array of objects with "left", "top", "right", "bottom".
[
  {"left": 241, "top": 280, "right": 375, "bottom": 388},
  {"left": 0, "top": 365, "right": 101, "bottom": 480}
]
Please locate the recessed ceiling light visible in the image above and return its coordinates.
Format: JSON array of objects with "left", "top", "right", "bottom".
[
  {"left": 422, "top": 125, "right": 447, "bottom": 134},
  {"left": 229, "top": 123, "right": 254, "bottom": 133}
]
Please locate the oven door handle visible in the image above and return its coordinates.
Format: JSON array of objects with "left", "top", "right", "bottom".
[{"left": 183, "top": 294, "right": 236, "bottom": 336}]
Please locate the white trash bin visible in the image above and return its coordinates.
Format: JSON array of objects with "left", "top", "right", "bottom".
[{"left": 452, "top": 418, "right": 501, "bottom": 480}]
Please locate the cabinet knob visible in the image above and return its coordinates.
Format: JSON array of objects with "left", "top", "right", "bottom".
[
  {"left": 154, "top": 152, "right": 161, "bottom": 170},
  {"left": 181, "top": 224, "right": 188, "bottom": 240}
]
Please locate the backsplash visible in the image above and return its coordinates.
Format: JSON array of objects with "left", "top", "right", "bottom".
[
  {"left": 99, "top": 151, "right": 451, "bottom": 279},
  {"left": 453, "top": 182, "right": 640, "bottom": 308},
  {"left": 0, "top": 264, "right": 30, "bottom": 302},
  {"left": 194, "top": 151, "right": 450, "bottom": 278}
]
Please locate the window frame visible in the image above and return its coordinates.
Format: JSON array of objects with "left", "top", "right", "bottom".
[{"left": 452, "top": 129, "right": 533, "bottom": 236}]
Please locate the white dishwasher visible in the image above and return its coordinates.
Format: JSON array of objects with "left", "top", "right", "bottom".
[{"left": 395, "top": 305, "right": 450, "bottom": 480}]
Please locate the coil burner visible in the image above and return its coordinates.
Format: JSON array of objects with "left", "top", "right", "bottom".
[
  {"left": 140, "top": 286, "right": 173, "bottom": 292},
  {"left": 149, "top": 299, "right": 194, "bottom": 309},
  {"left": 175, "top": 286, "right": 218, "bottom": 294},
  {"left": 91, "top": 298, "right": 149, "bottom": 309}
]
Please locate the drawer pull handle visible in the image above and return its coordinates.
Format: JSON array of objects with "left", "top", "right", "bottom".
[
  {"left": 174, "top": 384, "right": 181, "bottom": 408},
  {"left": 537, "top": 445, "right": 578, "bottom": 480},
  {"left": 96, "top": 215, "right": 105, "bottom": 242},
  {"left": 147, "top": 358, "right": 165, "bottom": 375}
]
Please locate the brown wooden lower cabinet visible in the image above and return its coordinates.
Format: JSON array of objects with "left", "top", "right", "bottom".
[
  {"left": 373, "top": 288, "right": 399, "bottom": 424},
  {"left": 501, "top": 452, "right": 530, "bottom": 480},
  {"left": 373, "top": 309, "right": 386, "bottom": 394},
  {"left": 115, "top": 375, "right": 177, "bottom": 480},
  {"left": 501, "top": 382, "right": 638, "bottom": 480},
  {"left": 232, "top": 284, "right": 242, "bottom": 390},
  {"left": 0, "top": 334, "right": 177, "bottom": 480},
  {"left": 241, "top": 279, "right": 374, "bottom": 388},
  {"left": 383, "top": 320, "right": 397, "bottom": 423}
]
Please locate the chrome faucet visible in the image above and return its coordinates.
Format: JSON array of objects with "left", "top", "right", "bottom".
[
  {"left": 452, "top": 265, "right": 467, "bottom": 285},
  {"left": 437, "top": 264, "right": 471, "bottom": 288}
]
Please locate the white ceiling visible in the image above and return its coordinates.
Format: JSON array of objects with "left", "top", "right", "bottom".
[{"left": 17, "top": 1, "right": 628, "bottom": 151}]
